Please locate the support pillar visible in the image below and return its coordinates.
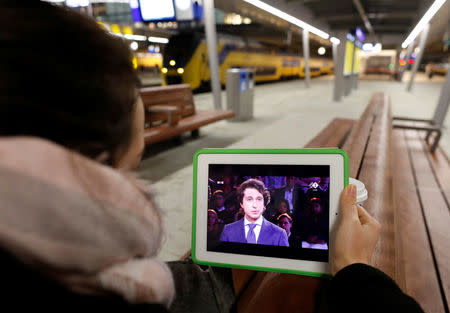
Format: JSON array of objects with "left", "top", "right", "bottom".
[
  {"left": 432, "top": 70, "right": 450, "bottom": 127},
  {"left": 399, "top": 41, "right": 414, "bottom": 82},
  {"left": 407, "top": 23, "right": 430, "bottom": 92},
  {"left": 393, "top": 46, "right": 401, "bottom": 80},
  {"left": 303, "top": 30, "right": 310, "bottom": 88},
  {"left": 333, "top": 32, "right": 346, "bottom": 101},
  {"left": 204, "top": 0, "right": 222, "bottom": 110}
]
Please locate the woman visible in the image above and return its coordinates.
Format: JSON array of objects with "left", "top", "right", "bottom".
[{"left": 0, "top": 1, "right": 172, "bottom": 311}]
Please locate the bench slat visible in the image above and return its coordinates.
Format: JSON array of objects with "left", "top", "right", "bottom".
[
  {"left": 343, "top": 93, "right": 387, "bottom": 177},
  {"left": 144, "top": 110, "right": 235, "bottom": 145},
  {"left": 425, "top": 145, "right": 450, "bottom": 207},
  {"left": 141, "top": 84, "right": 196, "bottom": 118},
  {"left": 141, "top": 84, "right": 234, "bottom": 145},
  {"left": 406, "top": 129, "right": 450, "bottom": 311},
  {"left": 392, "top": 128, "right": 445, "bottom": 313},
  {"left": 355, "top": 95, "right": 396, "bottom": 278},
  {"left": 305, "top": 118, "right": 356, "bottom": 148}
]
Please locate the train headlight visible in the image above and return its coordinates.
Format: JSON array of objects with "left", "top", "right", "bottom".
[
  {"left": 162, "top": 67, "right": 168, "bottom": 73},
  {"left": 169, "top": 60, "right": 176, "bottom": 66},
  {"left": 177, "top": 68, "right": 184, "bottom": 74}
]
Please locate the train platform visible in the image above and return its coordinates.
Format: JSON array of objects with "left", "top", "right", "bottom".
[{"left": 137, "top": 73, "right": 450, "bottom": 261}]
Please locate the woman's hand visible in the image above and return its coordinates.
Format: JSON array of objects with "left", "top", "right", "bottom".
[{"left": 332, "top": 184, "right": 381, "bottom": 275}]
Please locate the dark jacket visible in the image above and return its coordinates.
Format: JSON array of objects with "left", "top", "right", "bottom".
[
  {"left": 329, "top": 263, "right": 424, "bottom": 313},
  {"left": 220, "top": 217, "right": 289, "bottom": 246},
  {"left": 0, "top": 247, "right": 169, "bottom": 313},
  {"left": 2, "top": 246, "right": 423, "bottom": 313}
]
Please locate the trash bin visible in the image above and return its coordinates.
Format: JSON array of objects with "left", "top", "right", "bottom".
[{"left": 226, "top": 68, "right": 255, "bottom": 121}]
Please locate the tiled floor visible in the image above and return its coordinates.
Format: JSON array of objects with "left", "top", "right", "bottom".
[{"left": 138, "top": 73, "right": 449, "bottom": 261}]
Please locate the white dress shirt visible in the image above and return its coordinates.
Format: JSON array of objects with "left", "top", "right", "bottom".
[
  {"left": 244, "top": 215, "right": 263, "bottom": 243},
  {"left": 215, "top": 206, "right": 226, "bottom": 212}
]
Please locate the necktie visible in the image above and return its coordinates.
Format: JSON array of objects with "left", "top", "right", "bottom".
[{"left": 247, "top": 224, "right": 257, "bottom": 244}]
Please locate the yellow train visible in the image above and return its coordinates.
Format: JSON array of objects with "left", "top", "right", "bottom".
[
  {"left": 135, "top": 52, "right": 163, "bottom": 70},
  {"left": 162, "top": 32, "right": 333, "bottom": 90}
]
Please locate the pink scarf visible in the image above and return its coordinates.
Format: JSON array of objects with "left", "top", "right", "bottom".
[{"left": 0, "top": 137, "right": 174, "bottom": 307}]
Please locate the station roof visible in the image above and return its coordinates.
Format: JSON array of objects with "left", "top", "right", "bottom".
[{"left": 216, "top": 0, "right": 449, "bottom": 55}]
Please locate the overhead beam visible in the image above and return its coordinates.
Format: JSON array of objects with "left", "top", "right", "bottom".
[
  {"left": 367, "top": 11, "right": 418, "bottom": 19},
  {"left": 317, "top": 11, "right": 417, "bottom": 22},
  {"left": 372, "top": 25, "right": 410, "bottom": 31},
  {"left": 352, "top": 0, "right": 375, "bottom": 36}
]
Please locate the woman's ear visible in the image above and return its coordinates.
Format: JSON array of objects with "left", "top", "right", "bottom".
[{"left": 115, "top": 95, "right": 145, "bottom": 170}]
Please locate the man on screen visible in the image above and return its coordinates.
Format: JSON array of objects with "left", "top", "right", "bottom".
[{"left": 220, "top": 178, "right": 289, "bottom": 246}]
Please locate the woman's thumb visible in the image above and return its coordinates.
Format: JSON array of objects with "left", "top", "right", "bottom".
[{"left": 340, "top": 184, "right": 358, "bottom": 219}]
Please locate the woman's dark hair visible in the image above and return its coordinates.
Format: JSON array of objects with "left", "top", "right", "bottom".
[
  {"left": 237, "top": 178, "right": 271, "bottom": 206},
  {"left": 0, "top": 1, "right": 139, "bottom": 165},
  {"left": 277, "top": 199, "right": 290, "bottom": 212}
]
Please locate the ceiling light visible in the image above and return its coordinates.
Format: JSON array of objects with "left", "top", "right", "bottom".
[
  {"left": 318, "top": 47, "right": 326, "bottom": 55},
  {"left": 330, "top": 37, "right": 340, "bottom": 45},
  {"left": 124, "top": 34, "right": 147, "bottom": 41},
  {"left": 65, "top": 0, "right": 88, "bottom": 7},
  {"left": 243, "top": 0, "right": 329, "bottom": 39},
  {"left": 401, "top": 0, "right": 446, "bottom": 48},
  {"left": 175, "top": 0, "right": 191, "bottom": 10},
  {"left": 130, "top": 41, "right": 138, "bottom": 51},
  {"left": 148, "top": 36, "right": 169, "bottom": 44},
  {"left": 362, "top": 43, "right": 373, "bottom": 51},
  {"left": 373, "top": 43, "right": 382, "bottom": 53}
]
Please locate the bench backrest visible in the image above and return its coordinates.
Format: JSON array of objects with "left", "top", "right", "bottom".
[{"left": 140, "top": 84, "right": 195, "bottom": 127}]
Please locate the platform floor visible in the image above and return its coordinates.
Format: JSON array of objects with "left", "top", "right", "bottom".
[{"left": 137, "top": 74, "right": 450, "bottom": 261}]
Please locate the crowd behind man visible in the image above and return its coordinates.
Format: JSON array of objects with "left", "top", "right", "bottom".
[{"left": 207, "top": 175, "right": 330, "bottom": 249}]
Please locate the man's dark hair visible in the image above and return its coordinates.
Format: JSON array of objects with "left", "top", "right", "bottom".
[
  {"left": 0, "top": 1, "right": 139, "bottom": 165},
  {"left": 277, "top": 199, "right": 290, "bottom": 211},
  {"left": 237, "top": 178, "right": 271, "bottom": 206}
]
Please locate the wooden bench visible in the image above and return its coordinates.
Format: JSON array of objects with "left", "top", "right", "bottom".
[
  {"left": 393, "top": 126, "right": 450, "bottom": 313},
  {"left": 140, "top": 84, "right": 235, "bottom": 145},
  {"left": 233, "top": 93, "right": 450, "bottom": 313}
]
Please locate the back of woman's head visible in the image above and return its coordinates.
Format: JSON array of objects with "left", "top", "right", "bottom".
[{"left": 0, "top": 1, "right": 138, "bottom": 165}]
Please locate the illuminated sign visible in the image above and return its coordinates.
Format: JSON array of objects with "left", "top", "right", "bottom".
[
  {"left": 343, "top": 41, "right": 354, "bottom": 76},
  {"left": 355, "top": 27, "right": 365, "bottom": 42},
  {"left": 139, "top": 0, "right": 176, "bottom": 22},
  {"left": 175, "top": 0, "right": 194, "bottom": 20},
  {"left": 130, "top": 0, "right": 143, "bottom": 22},
  {"left": 135, "top": 0, "right": 202, "bottom": 22}
]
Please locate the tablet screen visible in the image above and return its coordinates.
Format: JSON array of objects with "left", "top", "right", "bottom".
[{"left": 207, "top": 164, "right": 330, "bottom": 262}]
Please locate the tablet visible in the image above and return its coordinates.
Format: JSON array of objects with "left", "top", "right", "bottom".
[{"left": 192, "top": 148, "right": 348, "bottom": 277}]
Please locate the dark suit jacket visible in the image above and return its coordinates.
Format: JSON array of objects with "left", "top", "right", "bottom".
[
  {"left": 273, "top": 186, "right": 304, "bottom": 214},
  {"left": 220, "top": 217, "right": 289, "bottom": 246}
]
